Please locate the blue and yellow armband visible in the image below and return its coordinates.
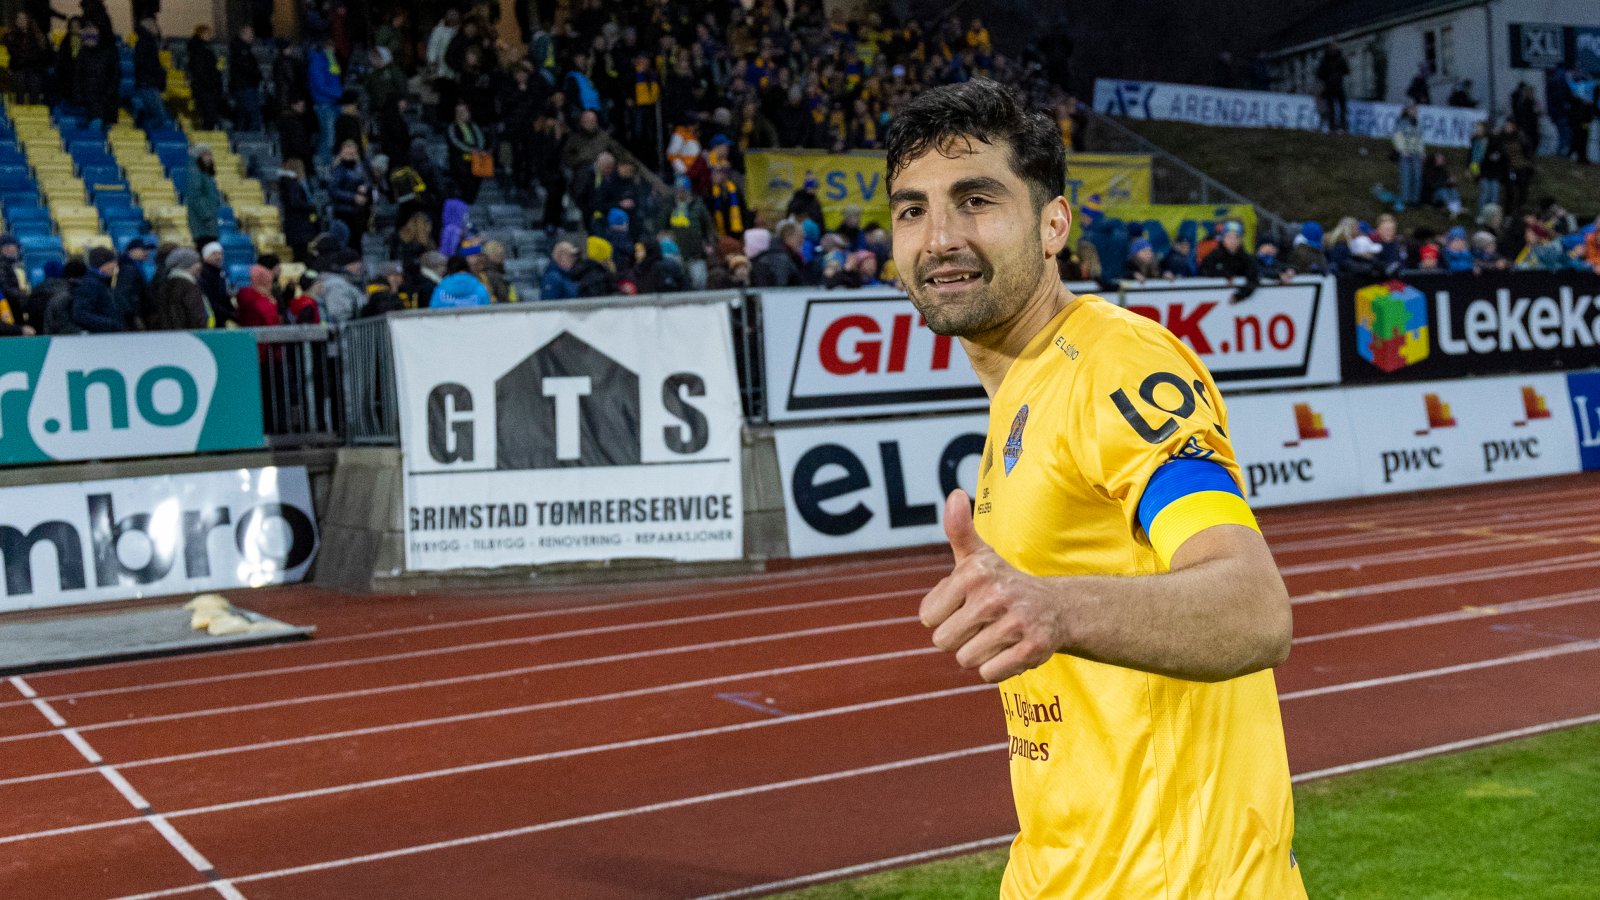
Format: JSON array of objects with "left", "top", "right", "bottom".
[{"left": 1136, "top": 459, "right": 1259, "bottom": 566}]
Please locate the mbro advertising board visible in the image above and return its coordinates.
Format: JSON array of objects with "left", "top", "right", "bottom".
[
  {"left": 389, "top": 301, "right": 746, "bottom": 571},
  {"left": 0, "top": 467, "right": 318, "bottom": 613},
  {"left": 774, "top": 413, "right": 987, "bottom": 558}
]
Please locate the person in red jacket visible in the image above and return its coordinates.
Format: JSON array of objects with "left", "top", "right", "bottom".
[{"left": 235, "top": 265, "right": 282, "bottom": 327}]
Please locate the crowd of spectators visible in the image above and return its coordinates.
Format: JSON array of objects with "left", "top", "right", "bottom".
[
  {"left": 1, "top": 0, "right": 1089, "bottom": 331},
  {"left": 3, "top": 1, "right": 1599, "bottom": 338}
]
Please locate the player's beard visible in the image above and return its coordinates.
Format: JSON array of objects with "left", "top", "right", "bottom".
[{"left": 906, "top": 228, "right": 1045, "bottom": 339}]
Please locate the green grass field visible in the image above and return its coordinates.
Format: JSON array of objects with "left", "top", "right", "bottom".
[
  {"left": 776, "top": 722, "right": 1600, "bottom": 899},
  {"left": 1120, "top": 120, "right": 1600, "bottom": 236}
]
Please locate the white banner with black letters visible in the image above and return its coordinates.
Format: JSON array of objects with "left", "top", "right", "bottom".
[
  {"left": 1092, "top": 79, "right": 1487, "bottom": 147},
  {"left": 774, "top": 413, "right": 987, "bottom": 558},
  {"left": 0, "top": 467, "right": 318, "bottom": 613},
  {"left": 389, "top": 300, "right": 745, "bottom": 570}
]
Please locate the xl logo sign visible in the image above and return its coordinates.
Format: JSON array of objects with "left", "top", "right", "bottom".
[{"left": 426, "top": 332, "right": 709, "bottom": 469}]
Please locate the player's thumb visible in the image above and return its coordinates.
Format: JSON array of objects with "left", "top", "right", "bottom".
[{"left": 943, "top": 490, "right": 987, "bottom": 561}]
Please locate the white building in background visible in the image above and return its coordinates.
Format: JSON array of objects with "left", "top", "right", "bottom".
[{"left": 1270, "top": 0, "right": 1600, "bottom": 128}]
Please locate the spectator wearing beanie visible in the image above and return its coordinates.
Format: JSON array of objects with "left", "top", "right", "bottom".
[
  {"left": 236, "top": 265, "right": 282, "bottom": 327},
  {"left": 188, "top": 145, "right": 223, "bottom": 248},
  {"left": 71, "top": 247, "right": 124, "bottom": 333},
  {"left": 1198, "top": 221, "right": 1262, "bottom": 302},
  {"left": 1122, "top": 239, "right": 1164, "bottom": 283},
  {"left": 317, "top": 250, "right": 367, "bottom": 323},
  {"left": 658, "top": 175, "right": 717, "bottom": 290},
  {"left": 198, "top": 242, "right": 234, "bottom": 324},
  {"left": 1287, "top": 222, "right": 1328, "bottom": 274},
  {"left": 151, "top": 248, "right": 211, "bottom": 330}
]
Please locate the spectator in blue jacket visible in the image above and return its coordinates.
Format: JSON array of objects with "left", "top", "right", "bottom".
[
  {"left": 540, "top": 241, "right": 582, "bottom": 300},
  {"left": 431, "top": 256, "right": 492, "bottom": 308},
  {"left": 72, "top": 248, "right": 125, "bottom": 332},
  {"left": 308, "top": 39, "right": 344, "bottom": 172}
]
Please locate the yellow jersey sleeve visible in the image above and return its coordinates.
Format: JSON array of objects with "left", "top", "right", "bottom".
[{"left": 1070, "top": 314, "right": 1257, "bottom": 566}]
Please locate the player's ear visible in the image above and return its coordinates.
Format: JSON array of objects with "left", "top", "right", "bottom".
[{"left": 1040, "top": 195, "right": 1071, "bottom": 259}]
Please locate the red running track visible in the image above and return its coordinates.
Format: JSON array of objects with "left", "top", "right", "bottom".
[{"left": 3, "top": 475, "right": 1600, "bottom": 899}]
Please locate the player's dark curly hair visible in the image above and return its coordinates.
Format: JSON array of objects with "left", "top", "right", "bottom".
[{"left": 884, "top": 78, "right": 1066, "bottom": 213}]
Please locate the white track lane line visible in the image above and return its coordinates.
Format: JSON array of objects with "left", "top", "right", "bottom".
[
  {"left": 701, "top": 706, "right": 1600, "bottom": 900},
  {"left": 108, "top": 743, "right": 1014, "bottom": 900},
  {"left": 0, "top": 615, "right": 923, "bottom": 746},
  {"left": 12, "top": 537, "right": 1592, "bottom": 723},
  {"left": 1276, "top": 518, "right": 1600, "bottom": 575},
  {"left": 0, "top": 587, "right": 927, "bottom": 710},
  {"left": 1290, "top": 711, "right": 1600, "bottom": 782},
  {"left": 1259, "top": 480, "right": 1600, "bottom": 536},
  {"left": 1289, "top": 550, "right": 1600, "bottom": 605},
  {"left": 0, "top": 684, "right": 999, "bottom": 848},
  {"left": 1278, "top": 638, "right": 1600, "bottom": 700},
  {"left": 0, "top": 645, "right": 942, "bottom": 788},
  {"left": 12, "top": 584, "right": 1595, "bottom": 789},
  {"left": 11, "top": 632, "right": 1600, "bottom": 850},
  {"left": 8, "top": 677, "right": 246, "bottom": 900},
  {"left": 108, "top": 706, "right": 1600, "bottom": 900},
  {"left": 11, "top": 582, "right": 1595, "bottom": 788},
  {"left": 689, "top": 834, "right": 1019, "bottom": 900},
  {"left": 26, "top": 556, "right": 955, "bottom": 683}
]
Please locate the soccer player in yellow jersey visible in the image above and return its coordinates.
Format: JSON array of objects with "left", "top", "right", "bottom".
[{"left": 885, "top": 79, "right": 1308, "bottom": 898}]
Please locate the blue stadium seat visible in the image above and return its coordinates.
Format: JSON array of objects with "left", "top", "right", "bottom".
[
  {"left": 3, "top": 206, "right": 52, "bottom": 231},
  {"left": 81, "top": 164, "right": 123, "bottom": 184},
  {"left": 1141, "top": 220, "right": 1172, "bottom": 258},
  {"left": 225, "top": 262, "right": 253, "bottom": 287},
  {"left": 101, "top": 206, "right": 144, "bottom": 228},
  {"left": 0, "top": 191, "right": 41, "bottom": 209},
  {"left": 1175, "top": 220, "right": 1200, "bottom": 248},
  {"left": 0, "top": 163, "right": 29, "bottom": 180},
  {"left": 17, "top": 234, "right": 63, "bottom": 254},
  {"left": 92, "top": 189, "right": 134, "bottom": 208},
  {"left": 24, "top": 250, "right": 66, "bottom": 285}
]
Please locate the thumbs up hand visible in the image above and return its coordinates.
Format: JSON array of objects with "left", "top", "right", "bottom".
[{"left": 919, "top": 490, "right": 1068, "bottom": 684}]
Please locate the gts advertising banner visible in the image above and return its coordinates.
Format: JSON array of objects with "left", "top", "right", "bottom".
[
  {"left": 0, "top": 331, "right": 264, "bottom": 465},
  {"left": 0, "top": 467, "right": 318, "bottom": 613},
  {"left": 1338, "top": 272, "right": 1600, "bottom": 384},
  {"left": 389, "top": 300, "right": 745, "bottom": 571}
]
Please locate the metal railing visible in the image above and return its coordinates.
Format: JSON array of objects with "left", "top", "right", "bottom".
[
  {"left": 338, "top": 317, "right": 400, "bottom": 446},
  {"left": 249, "top": 325, "right": 343, "bottom": 448},
  {"left": 1084, "top": 109, "right": 1296, "bottom": 241}
]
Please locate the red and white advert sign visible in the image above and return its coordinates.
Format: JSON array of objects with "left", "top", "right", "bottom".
[
  {"left": 1120, "top": 277, "right": 1341, "bottom": 389},
  {"left": 758, "top": 290, "right": 987, "bottom": 422}
]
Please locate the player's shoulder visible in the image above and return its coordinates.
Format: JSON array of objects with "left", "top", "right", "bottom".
[{"left": 1066, "top": 295, "right": 1200, "bottom": 376}]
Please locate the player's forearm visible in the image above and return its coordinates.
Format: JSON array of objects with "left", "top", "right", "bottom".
[{"left": 1050, "top": 534, "right": 1292, "bottom": 682}]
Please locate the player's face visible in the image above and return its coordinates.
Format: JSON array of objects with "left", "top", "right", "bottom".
[{"left": 890, "top": 139, "right": 1049, "bottom": 338}]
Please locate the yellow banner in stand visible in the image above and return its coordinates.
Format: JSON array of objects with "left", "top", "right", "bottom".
[
  {"left": 1089, "top": 204, "right": 1258, "bottom": 249},
  {"left": 744, "top": 151, "right": 1153, "bottom": 231}
]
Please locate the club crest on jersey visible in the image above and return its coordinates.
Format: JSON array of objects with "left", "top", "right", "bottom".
[{"left": 1004, "top": 405, "right": 1028, "bottom": 475}]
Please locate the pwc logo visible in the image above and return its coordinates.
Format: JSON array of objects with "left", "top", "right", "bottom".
[
  {"left": 786, "top": 297, "right": 982, "bottom": 413},
  {"left": 0, "top": 333, "right": 259, "bottom": 464},
  {"left": 1246, "top": 401, "right": 1330, "bottom": 497},
  {"left": 426, "top": 331, "right": 710, "bottom": 469},
  {"left": 1355, "top": 281, "right": 1429, "bottom": 373}
]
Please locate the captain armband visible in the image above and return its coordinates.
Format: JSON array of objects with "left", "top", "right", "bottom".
[{"left": 1135, "top": 458, "right": 1259, "bottom": 566}]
